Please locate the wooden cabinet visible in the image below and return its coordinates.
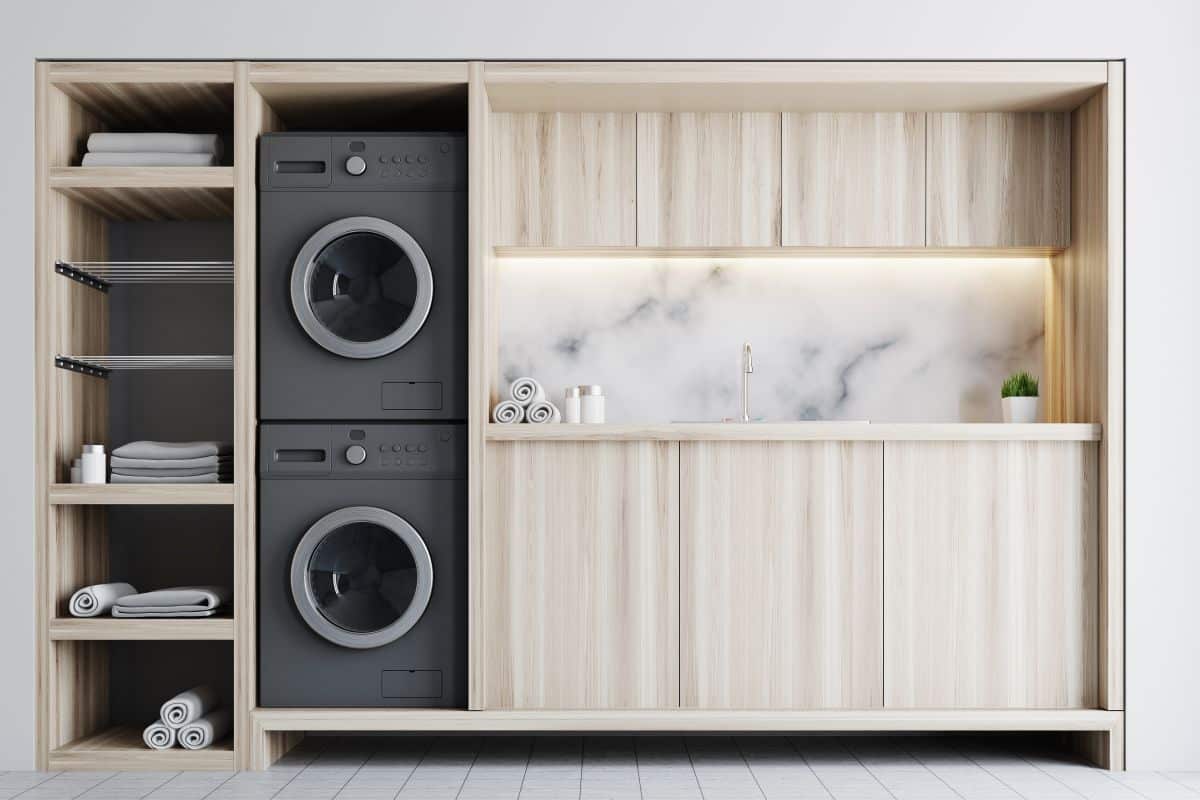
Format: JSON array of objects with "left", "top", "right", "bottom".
[
  {"left": 679, "top": 441, "right": 883, "bottom": 709},
  {"left": 481, "top": 441, "right": 679, "bottom": 709},
  {"left": 926, "top": 112, "right": 1070, "bottom": 247},
  {"left": 491, "top": 111, "right": 636, "bottom": 246},
  {"left": 883, "top": 441, "right": 1098, "bottom": 708},
  {"left": 636, "top": 112, "right": 781, "bottom": 246},
  {"left": 782, "top": 113, "right": 925, "bottom": 246}
]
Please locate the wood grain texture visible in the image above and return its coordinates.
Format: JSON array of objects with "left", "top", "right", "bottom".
[
  {"left": 49, "top": 483, "right": 235, "bottom": 505},
  {"left": 49, "top": 725, "right": 235, "bottom": 771},
  {"left": 680, "top": 441, "right": 882, "bottom": 709},
  {"left": 482, "top": 441, "right": 679, "bottom": 709},
  {"left": 884, "top": 441, "right": 1098, "bottom": 709},
  {"left": 485, "top": 422, "right": 1101, "bottom": 442},
  {"left": 491, "top": 112, "right": 635, "bottom": 246},
  {"left": 637, "top": 112, "right": 781, "bottom": 247},
  {"left": 495, "top": 245, "right": 1064, "bottom": 259},
  {"left": 50, "top": 167, "right": 234, "bottom": 221},
  {"left": 927, "top": 112, "right": 1069, "bottom": 247},
  {"left": 782, "top": 113, "right": 925, "bottom": 246},
  {"left": 49, "top": 617, "right": 235, "bottom": 641}
]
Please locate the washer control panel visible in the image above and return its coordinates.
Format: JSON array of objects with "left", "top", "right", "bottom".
[
  {"left": 331, "top": 135, "right": 465, "bottom": 191},
  {"left": 260, "top": 424, "right": 465, "bottom": 479}
]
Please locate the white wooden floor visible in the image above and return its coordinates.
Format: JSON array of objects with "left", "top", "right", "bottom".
[{"left": 5, "top": 735, "right": 1199, "bottom": 799}]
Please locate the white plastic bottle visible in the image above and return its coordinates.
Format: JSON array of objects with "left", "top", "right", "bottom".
[
  {"left": 580, "top": 385, "right": 606, "bottom": 423},
  {"left": 563, "top": 386, "right": 581, "bottom": 423},
  {"left": 81, "top": 444, "right": 106, "bottom": 484}
]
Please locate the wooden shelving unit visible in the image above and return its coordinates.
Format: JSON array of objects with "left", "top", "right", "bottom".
[
  {"left": 49, "top": 167, "right": 234, "bottom": 221},
  {"left": 49, "top": 483, "right": 235, "bottom": 505},
  {"left": 49, "top": 617, "right": 235, "bottom": 641},
  {"left": 485, "top": 422, "right": 1104, "bottom": 442},
  {"left": 49, "top": 726, "right": 235, "bottom": 771}
]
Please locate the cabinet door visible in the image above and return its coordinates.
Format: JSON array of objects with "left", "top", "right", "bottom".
[
  {"left": 783, "top": 112, "right": 925, "bottom": 246},
  {"left": 680, "top": 441, "right": 883, "bottom": 709},
  {"left": 491, "top": 112, "right": 636, "bottom": 246},
  {"left": 927, "top": 112, "right": 1069, "bottom": 247},
  {"left": 637, "top": 112, "right": 781, "bottom": 247},
  {"left": 482, "top": 441, "right": 679, "bottom": 709},
  {"left": 884, "top": 441, "right": 1098, "bottom": 708}
]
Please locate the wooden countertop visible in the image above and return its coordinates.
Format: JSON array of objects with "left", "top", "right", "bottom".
[{"left": 486, "top": 422, "right": 1102, "bottom": 442}]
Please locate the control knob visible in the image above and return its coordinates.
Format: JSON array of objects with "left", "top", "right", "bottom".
[
  {"left": 345, "top": 155, "right": 367, "bottom": 176},
  {"left": 345, "top": 444, "right": 367, "bottom": 465}
]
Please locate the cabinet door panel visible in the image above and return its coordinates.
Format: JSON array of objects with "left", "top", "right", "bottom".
[
  {"left": 491, "top": 112, "right": 636, "bottom": 246},
  {"left": 884, "top": 441, "right": 1098, "bottom": 708},
  {"left": 482, "top": 441, "right": 679, "bottom": 709},
  {"left": 927, "top": 112, "right": 1069, "bottom": 247},
  {"left": 680, "top": 441, "right": 883, "bottom": 709},
  {"left": 637, "top": 112, "right": 781, "bottom": 247},
  {"left": 783, "top": 112, "right": 925, "bottom": 246}
]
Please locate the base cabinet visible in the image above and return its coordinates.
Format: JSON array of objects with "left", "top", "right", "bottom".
[
  {"left": 680, "top": 441, "right": 883, "bottom": 709},
  {"left": 883, "top": 441, "right": 1098, "bottom": 708}
]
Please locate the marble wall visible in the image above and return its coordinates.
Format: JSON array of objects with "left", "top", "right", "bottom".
[{"left": 496, "top": 257, "right": 1046, "bottom": 423}]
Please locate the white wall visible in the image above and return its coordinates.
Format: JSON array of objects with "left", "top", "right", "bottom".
[{"left": 0, "top": 0, "right": 1196, "bottom": 771}]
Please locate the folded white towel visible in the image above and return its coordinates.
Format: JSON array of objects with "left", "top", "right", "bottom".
[
  {"left": 87, "top": 132, "right": 223, "bottom": 157},
  {"left": 113, "top": 586, "right": 231, "bottom": 619},
  {"left": 69, "top": 582, "right": 138, "bottom": 617},
  {"left": 509, "top": 377, "right": 545, "bottom": 407},
  {"left": 110, "top": 473, "right": 222, "bottom": 484},
  {"left": 142, "top": 721, "right": 176, "bottom": 750},
  {"left": 160, "top": 685, "right": 219, "bottom": 729},
  {"left": 179, "top": 708, "right": 232, "bottom": 750},
  {"left": 111, "top": 455, "right": 231, "bottom": 469},
  {"left": 112, "top": 441, "right": 232, "bottom": 460},
  {"left": 491, "top": 400, "right": 525, "bottom": 424},
  {"left": 112, "top": 466, "right": 232, "bottom": 478},
  {"left": 81, "top": 152, "right": 219, "bottom": 167},
  {"left": 526, "top": 400, "right": 561, "bottom": 424}
]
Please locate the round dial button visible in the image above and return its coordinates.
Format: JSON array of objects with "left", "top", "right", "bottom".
[
  {"left": 345, "top": 445, "right": 367, "bottom": 465},
  {"left": 345, "top": 155, "right": 367, "bottom": 176}
]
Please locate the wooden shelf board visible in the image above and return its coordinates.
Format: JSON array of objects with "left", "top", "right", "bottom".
[
  {"left": 49, "top": 725, "right": 234, "bottom": 771},
  {"left": 252, "top": 707, "right": 1122, "bottom": 734},
  {"left": 486, "top": 423, "right": 1103, "bottom": 443},
  {"left": 49, "top": 483, "right": 236, "bottom": 505},
  {"left": 49, "top": 617, "right": 234, "bottom": 641},
  {"left": 50, "top": 167, "right": 234, "bottom": 221},
  {"left": 495, "top": 246, "right": 1063, "bottom": 260}
]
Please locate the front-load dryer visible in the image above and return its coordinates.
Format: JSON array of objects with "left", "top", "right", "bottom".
[
  {"left": 258, "top": 423, "right": 466, "bottom": 707},
  {"left": 258, "top": 133, "right": 466, "bottom": 421}
]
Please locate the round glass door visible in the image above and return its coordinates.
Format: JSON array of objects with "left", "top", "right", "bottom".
[
  {"left": 290, "top": 506, "right": 433, "bottom": 649},
  {"left": 290, "top": 216, "right": 434, "bottom": 359}
]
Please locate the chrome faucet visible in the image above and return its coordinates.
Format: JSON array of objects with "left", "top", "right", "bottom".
[{"left": 740, "top": 341, "right": 754, "bottom": 422}]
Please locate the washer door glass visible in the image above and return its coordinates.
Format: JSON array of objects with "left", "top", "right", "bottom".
[
  {"left": 290, "top": 506, "right": 433, "bottom": 650},
  {"left": 291, "top": 216, "right": 434, "bottom": 360}
]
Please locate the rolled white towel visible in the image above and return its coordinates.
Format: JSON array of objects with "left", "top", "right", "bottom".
[
  {"left": 526, "top": 400, "right": 561, "bottom": 424},
  {"left": 491, "top": 400, "right": 525, "bottom": 424},
  {"left": 509, "top": 377, "right": 545, "bottom": 407},
  {"left": 69, "top": 582, "right": 137, "bottom": 618},
  {"left": 143, "top": 721, "right": 176, "bottom": 750},
  {"left": 179, "top": 708, "right": 232, "bottom": 750},
  {"left": 160, "top": 684, "right": 219, "bottom": 729}
]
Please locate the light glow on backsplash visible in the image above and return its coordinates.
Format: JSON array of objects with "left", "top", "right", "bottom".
[{"left": 496, "top": 257, "right": 1046, "bottom": 423}]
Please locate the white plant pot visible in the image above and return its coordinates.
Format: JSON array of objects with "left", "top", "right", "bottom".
[{"left": 1002, "top": 396, "right": 1040, "bottom": 423}]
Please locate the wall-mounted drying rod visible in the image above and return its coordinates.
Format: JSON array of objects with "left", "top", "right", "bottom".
[
  {"left": 54, "top": 260, "right": 234, "bottom": 292},
  {"left": 55, "top": 354, "right": 234, "bottom": 379}
]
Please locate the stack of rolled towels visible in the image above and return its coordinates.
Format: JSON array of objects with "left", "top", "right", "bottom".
[
  {"left": 492, "top": 377, "right": 560, "bottom": 424},
  {"left": 143, "top": 685, "right": 232, "bottom": 751},
  {"left": 69, "top": 583, "right": 231, "bottom": 618},
  {"left": 110, "top": 441, "right": 232, "bottom": 484},
  {"left": 81, "top": 132, "right": 224, "bottom": 167}
]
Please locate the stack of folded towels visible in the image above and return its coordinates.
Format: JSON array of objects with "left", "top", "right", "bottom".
[
  {"left": 143, "top": 685, "right": 232, "bottom": 751},
  {"left": 110, "top": 441, "right": 232, "bottom": 484},
  {"left": 69, "top": 583, "right": 231, "bottom": 618},
  {"left": 491, "top": 377, "right": 560, "bottom": 424},
  {"left": 81, "top": 132, "right": 224, "bottom": 167}
]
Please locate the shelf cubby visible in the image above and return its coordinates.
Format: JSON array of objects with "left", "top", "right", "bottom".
[
  {"left": 49, "top": 167, "right": 234, "bottom": 222},
  {"left": 49, "top": 724, "right": 235, "bottom": 771}
]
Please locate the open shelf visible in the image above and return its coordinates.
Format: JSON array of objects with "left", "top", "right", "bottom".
[
  {"left": 486, "top": 422, "right": 1104, "bottom": 442},
  {"left": 49, "top": 167, "right": 234, "bottom": 221},
  {"left": 50, "top": 483, "right": 236, "bottom": 505},
  {"left": 50, "top": 617, "right": 234, "bottom": 641},
  {"left": 48, "top": 725, "right": 234, "bottom": 771}
]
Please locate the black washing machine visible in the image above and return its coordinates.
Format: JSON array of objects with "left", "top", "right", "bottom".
[
  {"left": 258, "top": 132, "right": 466, "bottom": 421},
  {"left": 258, "top": 423, "right": 466, "bottom": 707}
]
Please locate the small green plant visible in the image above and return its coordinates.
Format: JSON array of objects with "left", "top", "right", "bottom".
[{"left": 1001, "top": 371, "right": 1039, "bottom": 398}]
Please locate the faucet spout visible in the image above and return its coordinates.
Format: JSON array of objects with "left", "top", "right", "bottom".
[{"left": 741, "top": 342, "right": 753, "bottom": 422}]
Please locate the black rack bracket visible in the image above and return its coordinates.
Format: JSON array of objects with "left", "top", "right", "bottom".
[
  {"left": 54, "top": 356, "right": 110, "bottom": 379},
  {"left": 54, "top": 261, "right": 110, "bottom": 293}
]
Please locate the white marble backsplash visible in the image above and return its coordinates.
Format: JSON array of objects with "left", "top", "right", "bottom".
[{"left": 496, "top": 257, "right": 1046, "bottom": 423}]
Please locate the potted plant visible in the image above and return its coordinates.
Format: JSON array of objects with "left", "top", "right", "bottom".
[{"left": 1001, "top": 371, "right": 1040, "bottom": 423}]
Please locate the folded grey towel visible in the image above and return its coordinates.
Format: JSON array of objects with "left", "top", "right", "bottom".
[
  {"left": 111, "top": 455, "right": 231, "bottom": 469},
  {"left": 87, "top": 132, "right": 223, "bottom": 157},
  {"left": 113, "top": 587, "right": 230, "bottom": 618},
  {"left": 180, "top": 709, "right": 232, "bottom": 750},
  {"left": 81, "top": 152, "right": 219, "bottom": 167},
  {"left": 110, "top": 473, "right": 223, "bottom": 484},
  {"left": 143, "top": 721, "right": 175, "bottom": 750},
  {"left": 69, "top": 582, "right": 137, "bottom": 617},
  {"left": 161, "top": 685, "right": 219, "bottom": 729},
  {"left": 113, "top": 441, "right": 232, "bottom": 460},
  {"left": 113, "top": 608, "right": 219, "bottom": 618},
  {"left": 112, "top": 466, "right": 232, "bottom": 478}
]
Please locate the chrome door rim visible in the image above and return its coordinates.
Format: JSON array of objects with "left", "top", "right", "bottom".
[
  {"left": 290, "top": 505, "right": 434, "bottom": 649},
  {"left": 290, "top": 216, "right": 434, "bottom": 359}
]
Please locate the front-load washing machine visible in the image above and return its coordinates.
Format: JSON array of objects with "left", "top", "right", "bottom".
[
  {"left": 258, "top": 133, "right": 466, "bottom": 421},
  {"left": 258, "top": 423, "right": 466, "bottom": 707}
]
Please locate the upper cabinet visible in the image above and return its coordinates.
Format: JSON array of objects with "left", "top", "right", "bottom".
[
  {"left": 927, "top": 112, "right": 1070, "bottom": 248},
  {"left": 637, "top": 112, "right": 781, "bottom": 247},
  {"left": 783, "top": 112, "right": 925, "bottom": 247},
  {"left": 491, "top": 112, "right": 636, "bottom": 246}
]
